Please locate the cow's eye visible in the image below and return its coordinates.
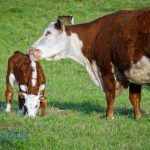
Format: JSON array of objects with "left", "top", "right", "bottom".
[
  {"left": 45, "top": 31, "right": 51, "bottom": 36},
  {"left": 35, "top": 105, "right": 38, "bottom": 108}
]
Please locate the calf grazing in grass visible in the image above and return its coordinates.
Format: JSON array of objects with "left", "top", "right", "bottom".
[
  {"left": 5, "top": 51, "right": 47, "bottom": 118},
  {"left": 29, "top": 8, "right": 150, "bottom": 119}
]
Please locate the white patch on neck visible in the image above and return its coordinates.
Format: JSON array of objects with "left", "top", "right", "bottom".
[
  {"left": 66, "top": 33, "right": 104, "bottom": 89},
  {"left": 68, "top": 33, "right": 104, "bottom": 89},
  {"left": 67, "top": 32, "right": 84, "bottom": 64},
  {"left": 6, "top": 103, "right": 11, "bottom": 112},
  {"left": 9, "top": 73, "right": 15, "bottom": 87},
  {"left": 83, "top": 58, "right": 104, "bottom": 89},
  {"left": 125, "top": 56, "right": 150, "bottom": 84},
  {"left": 31, "top": 61, "right": 37, "bottom": 86}
]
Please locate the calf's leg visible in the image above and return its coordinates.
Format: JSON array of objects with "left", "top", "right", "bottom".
[
  {"left": 40, "top": 97, "right": 47, "bottom": 116},
  {"left": 17, "top": 91, "right": 25, "bottom": 114},
  {"left": 5, "top": 83, "right": 14, "bottom": 112},
  {"left": 5, "top": 72, "right": 15, "bottom": 112},
  {"left": 129, "top": 83, "right": 142, "bottom": 119}
]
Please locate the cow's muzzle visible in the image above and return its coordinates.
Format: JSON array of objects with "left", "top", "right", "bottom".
[{"left": 28, "top": 48, "right": 42, "bottom": 61}]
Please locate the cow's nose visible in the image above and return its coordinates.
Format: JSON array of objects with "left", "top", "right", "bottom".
[{"left": 28, "top": 48, "right": 42, "bottom": 61}]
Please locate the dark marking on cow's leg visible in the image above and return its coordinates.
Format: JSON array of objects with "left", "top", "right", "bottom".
[
  {"left": 129, "top": 83, "right": 142, "bottom": 119},
  {"left": 18, "top": 91, "right": 25, "bottom": 110},
  {"left": 102, "top": 74, "right": 116, "bottom": 120}
]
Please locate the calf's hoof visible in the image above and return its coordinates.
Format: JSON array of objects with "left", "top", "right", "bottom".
[
  {"left": 6, "top": 109, "right": 10, "bottom": 113},
  {"left": 135, "top": 113, "right": 142, "bottom": 119},
  {"left": 106, "top": 113, "right": 114, "bottom": 120}
]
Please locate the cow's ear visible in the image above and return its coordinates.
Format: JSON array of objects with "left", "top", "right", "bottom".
[
  {"left": 70, "top": 15, "right": 74, "bottom": 24},
  {"left": 23, "top": 93, "right": 27, "bottom": 99},
  {"left": 55, "top": 19, "right": 63, "bottom": 31},
  {"left": 57, "top": 15, "right": 74, "bottom": 25}
]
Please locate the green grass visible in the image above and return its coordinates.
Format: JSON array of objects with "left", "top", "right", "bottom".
[{"left": 0, "top": 0, "right": 150, "bottom": 149}]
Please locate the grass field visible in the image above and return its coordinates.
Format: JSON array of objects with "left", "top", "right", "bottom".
[{"left": 0, "top": 0, "right": 150, "bottom": 149}]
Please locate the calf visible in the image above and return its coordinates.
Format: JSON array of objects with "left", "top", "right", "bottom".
[
  {"left": 29, "top": 8, "right": 150, "bottom": 119},
  {"left": 5, "top": 51, "right": 47, "bottom": 118}
]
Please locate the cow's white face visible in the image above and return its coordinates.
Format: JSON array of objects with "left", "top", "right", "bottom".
[
  {"left": 24, "top": 94, "right": 41, "bottom": 118},
  {"left": 29, "top": 20, "right": 69, "bottom": 61}
]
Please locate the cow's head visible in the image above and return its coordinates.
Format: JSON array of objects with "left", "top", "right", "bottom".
[
  {"left": 23, "top": 94, "right": 42, "bottom": 118},
  {"left": 28, "top": 16, "right": 74, "bottom": 61}
]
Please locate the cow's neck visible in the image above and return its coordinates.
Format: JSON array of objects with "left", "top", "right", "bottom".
[
  {"left": 64, "top": 20, "right": 104, "bottom": 89},
  {"left": 65, "top": 19, "right": 101, "bottom": 64}
]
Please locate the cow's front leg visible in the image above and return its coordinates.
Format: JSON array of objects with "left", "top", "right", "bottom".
[
  {"left": 129, "top": 83, "right": 142, "bottom": 119},
  {"left": 102, "top": 74, "right": 116, "bottom": 120}
]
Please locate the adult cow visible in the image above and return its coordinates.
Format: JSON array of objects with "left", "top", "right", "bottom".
[{"left": 28, "top": 8, "right": 150, "bottom": 119}]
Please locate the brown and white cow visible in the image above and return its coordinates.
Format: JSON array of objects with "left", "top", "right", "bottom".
[
  {"left": 28, "top": 8, "right": 150, "bottom": 119},
  {"left": 5, "top": 51, "right": 47, "bottom": 118}
]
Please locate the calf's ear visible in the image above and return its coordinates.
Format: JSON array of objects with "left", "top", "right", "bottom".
[
  {"left": 18, "top": 91, "right": 27, "bottom": 99},
  {"left": 55, "top": 19, "right": 62, "bottom": 30}
]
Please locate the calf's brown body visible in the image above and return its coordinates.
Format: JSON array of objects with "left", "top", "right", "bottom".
[{"left": 5, "top": 51, "right": 47, "bottom": 116}]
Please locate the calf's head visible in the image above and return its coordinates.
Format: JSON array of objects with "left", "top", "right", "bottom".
[
  {"left": 23, "top": 94, "right": 42, "bottom": 118},
  {"left": 28, "top": 16, "right": 74, "bottom": 61}
]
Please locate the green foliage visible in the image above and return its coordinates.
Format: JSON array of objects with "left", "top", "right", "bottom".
[{"left": 0, "top": 0, "right": 150, "bottom": 149}]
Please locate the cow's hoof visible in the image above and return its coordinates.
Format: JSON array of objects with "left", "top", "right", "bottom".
[
  {"left": 135, "top": 114, "right": 142, "bottom": 119},
  {"left": 6, "top": 103, "right": 11, "bottom": 113},
  {"left": 6, "top": 110, "right": 10, "bottom": 113},
  {"left": 106, "top": 115, "right": 114, "bottom": 120}
]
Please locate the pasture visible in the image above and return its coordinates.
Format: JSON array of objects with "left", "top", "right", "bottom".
[{"left": 0, "top": 0, "right": 150, "bottom": 149}]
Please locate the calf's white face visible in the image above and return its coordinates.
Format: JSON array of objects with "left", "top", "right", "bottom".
[
  {"left": 24, "top": 94, "right": 41, "bottom": 118},
  {"left": 30, "top": 20, "right": 68, "bottom": 61}
]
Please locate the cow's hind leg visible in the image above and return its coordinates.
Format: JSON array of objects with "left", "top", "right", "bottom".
[
  {"left": 129, "top": 83, "right": 142, "bottom": 119},
  {"left": 102, "top": 73, "right": 116, "bottom": 120},
  {"left": 5, "top": 73, "right": 15, "bottom": 112}
]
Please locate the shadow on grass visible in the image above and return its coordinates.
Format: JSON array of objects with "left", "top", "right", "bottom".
[
  {"left": 47, "top": 101, "right": 143, "bottom": 118},
  {"left": 1, "top": 99, "right": 149, "bottom": 118},
  {"left": 0, "top": 100, "right": 18, "bottom": 112}
]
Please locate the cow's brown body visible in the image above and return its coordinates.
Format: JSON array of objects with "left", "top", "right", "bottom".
[
  {"left": 29, "top": 8, "right": 150, "bottom": 119},
  {"left": 5, "top": 51, "right": 47, "bottom": 116}
]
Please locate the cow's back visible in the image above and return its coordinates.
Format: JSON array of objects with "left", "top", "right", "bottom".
[
  {"left": 8, "top": 51, "right": 32, "bottom": 83},
  {"left": 93, "top": 8, "right": 150, "bottom": 74}
]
